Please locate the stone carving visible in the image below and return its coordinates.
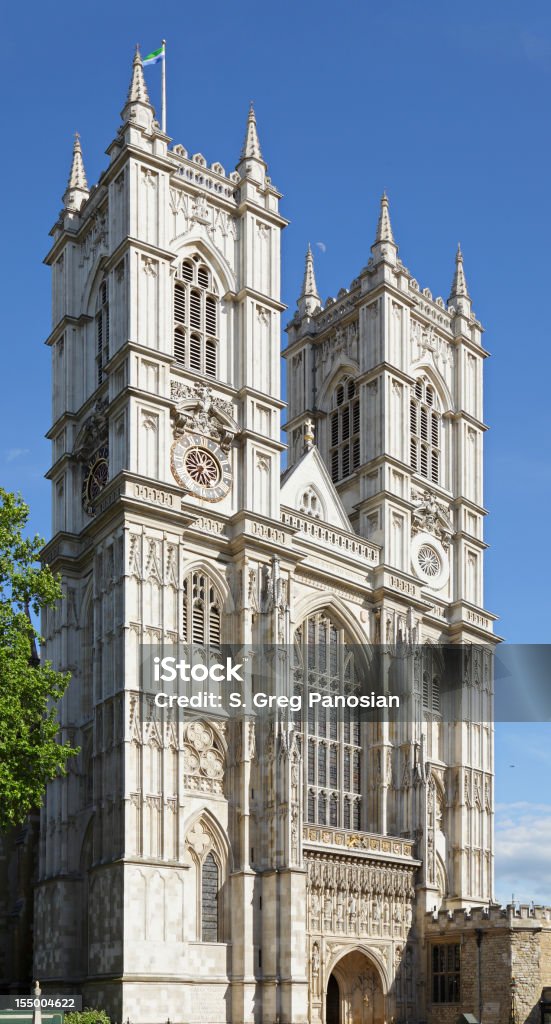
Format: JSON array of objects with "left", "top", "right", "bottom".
[
  {"left": 412, "top": 488, "right": 453, "bottom": 547},
  {"left": 183, "top": 721, "right": 225, "bottom": 794},
  {"left": 319, "top": 320, "right": 359, "bottom": 369},
  {"left": 72, "top": 398, "right": 109, "bottom": 463},
  {"left": 170, "top": 382, "right": 238, "bottom": 451},
  {"left": 306, "top": 852, "right": 415, "bottom": 939}
]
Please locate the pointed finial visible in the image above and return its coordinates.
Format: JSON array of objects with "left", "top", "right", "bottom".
[
  {"left": 450, "top": 243, "right": 469, "bottom": 296},
  {"left": 375, "top": 191, "right": 395, "bottom": 244},
  {"left": 240, "top": 102, "right": 263, "bottom": 161},
  {"left": 120, "top": 45, "right": 155, "bottom": 129},
  {"left": 371, "top": 192, "right": 398, "bottom": 265},
  {"left": 127, "top": 45, "right": 150, "bottom": 104},
  {"left": 448, "top": 242, "right": 471, "bottom": 314},
  {"left": 63, "top": 132, "right": 89, "bottom": 212},
  {"left": 298, "top": 243, "right": 321, "bottom": 317}
]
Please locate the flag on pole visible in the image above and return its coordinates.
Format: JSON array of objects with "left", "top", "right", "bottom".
[
  {"left": 142, "top": 41, "right": 167, "bottom": 133},
  {"left": 143, "top": 43, "right": 165, "bottom": 66}
]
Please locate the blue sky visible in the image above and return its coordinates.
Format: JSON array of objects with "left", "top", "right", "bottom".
[{"left": 2, "top": 0, "right": 550, "bottom": 904}]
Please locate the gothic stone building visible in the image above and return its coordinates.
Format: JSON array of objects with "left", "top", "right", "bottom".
[{"left": 3, "top": 45, "right": 549, "bottom": 1024}]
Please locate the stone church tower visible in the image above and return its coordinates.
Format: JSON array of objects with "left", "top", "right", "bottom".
[{"left": 32, "top": 47, "right": 497, "bottom": 1024}]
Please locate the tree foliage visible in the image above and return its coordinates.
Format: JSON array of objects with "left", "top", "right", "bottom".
[
  {"left": 65, "top": 1011, "right": 111, "bottom": 1024},
  {"left": 0, "top": 489, "right": 77, "bottom": 829}
]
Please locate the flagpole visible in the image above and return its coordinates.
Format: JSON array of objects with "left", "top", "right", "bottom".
[{"left": 161, "top": 39, "right": 167, "bottom": 133}]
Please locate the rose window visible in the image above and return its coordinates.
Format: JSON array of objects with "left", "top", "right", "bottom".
[
  {"left": 184, "top": 447, "right": 220, "bottom": 486},
  {"left": 417, "top": 544, "right": 441, "bottom": 578}
]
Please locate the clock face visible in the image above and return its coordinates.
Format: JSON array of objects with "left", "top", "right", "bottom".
[
  {"left": 82, "top": 445, "right": 109, "bottom": 514},
  {"left": 171, "top": 433, "right": 232, "bottom": 502}
]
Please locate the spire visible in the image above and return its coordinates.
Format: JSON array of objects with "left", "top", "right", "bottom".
[
  {"left": 127, "top": 44, "right": 150, "bottom": 104},
  {"left": 120, "top": 45, "right": 155, "bottom": 130},
  {"left": 371, "top": 192, "right": 398, "bottom": 265},
  {"left": 240, "top": 103, "right": 263, "bottom": 161},
  {"left": 236, "top": 103, "right": 266, "bottom": 185},
  {"left": 298, "top": 244, "right": 321, "bottom": 317},
  {"left": 63, "top": 132, "right": 89, "bottom": 212},
  {"left": 449, "top": 243, "right": 469, "bottom": 297},
  {"left": 448, "top": 243, "right": 471, "bottom": 314},
  {"left": 375, "top": 191, "right": 394, "bottom": 244}
]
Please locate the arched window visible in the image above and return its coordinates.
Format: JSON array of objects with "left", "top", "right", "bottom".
[
  {"left": 96, "top": 280, "right": 109, "bottom": 386},
  {"left": 182, "top": 570, "right": 222, "bottom": 648},
  {"left": 410, "top": 377, "right": 441, "bottom": 484},
  {"left": 174, "top": 255, "right": 219, "bottom": 378},
  {"left": 293, "top": 611, "right": 363, "bottom": 830},
  {"left": 201, "top": 852, "right": 219, "bottom": 941},
  {"left": 329, "top": 378, "right": 360, "bottom": 482}
]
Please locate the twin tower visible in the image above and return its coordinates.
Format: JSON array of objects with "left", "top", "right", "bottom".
[{"left": 20, "top": 45, "right": 495, "bottom": 1024}]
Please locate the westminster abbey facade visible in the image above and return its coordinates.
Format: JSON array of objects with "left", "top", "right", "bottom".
[{"left": 5, "top": 45, "right": 549, "bottom": 1024}]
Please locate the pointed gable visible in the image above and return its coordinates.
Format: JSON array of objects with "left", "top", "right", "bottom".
[{"left": 280, "top": 447, "right": 352, "bottom": 531}]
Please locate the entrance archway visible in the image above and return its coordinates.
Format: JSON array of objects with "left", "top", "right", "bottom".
[
  {"left": 326, "top": 949, "right": 385, "bottom": 1024},
  {"left": 326, "top": 973, "right": 340, "bottom": 1024}
]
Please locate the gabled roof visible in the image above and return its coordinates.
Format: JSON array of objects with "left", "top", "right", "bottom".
[{"left": 280, "top": 446, "right": 353, "bottom": 531}]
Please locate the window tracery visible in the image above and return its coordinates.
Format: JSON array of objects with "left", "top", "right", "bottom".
[{"left": 294, "top": 611, "right": 362, "bottom": 830}]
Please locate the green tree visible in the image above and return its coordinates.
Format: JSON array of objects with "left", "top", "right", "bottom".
[
  {"left": 65, "top": 1011, "right": 111, "bottom": 1024},
  {"left": 0, "top": 488, "right": 77, "bottom": 829}
]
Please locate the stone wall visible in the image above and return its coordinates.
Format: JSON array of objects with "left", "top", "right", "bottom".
[{"left": 425, "top": 904, "right": 551, "bottom": 1024}]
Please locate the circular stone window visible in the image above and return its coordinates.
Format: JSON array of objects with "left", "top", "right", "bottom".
[
  {"left": 411, "top": 533, "right": 449, "bottom": 590},
  {"left": 417, "top": 544, "right": 441, "bottom": 579}
]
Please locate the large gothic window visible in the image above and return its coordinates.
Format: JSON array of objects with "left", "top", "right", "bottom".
[
  {"left": 182, "top": 570, "right": 222, "bottom": 647},
  {"left": 294, "top": 612, "right": 362, "bottom": 830},
  {"left": 174, "top": 255, "right": 218, "bottom": 378},
  {"left": 96, "top": 280, "right": 109, "bottom": 386},
  {"left": 410, "top": 377, "right": 441, "bottom": 483},
  {"left": 329, "top": 378, "right": 360, "bottom": 482}
]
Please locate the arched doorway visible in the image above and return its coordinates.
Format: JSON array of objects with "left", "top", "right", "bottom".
[
  {"left": 326, "top": 949, "right": 385, "bottom": 1024},
  {"left": 326, "top": 973, "right": 340, "bottom": 1024}
]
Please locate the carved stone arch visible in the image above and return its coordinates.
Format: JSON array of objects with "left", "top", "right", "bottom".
[
  {"left": 318, "top": 359, "right": 360, "bottom": 410},
  {"left": 325, "top": 942, "right": 391, "bottom": 996},
  {"left": 171, "top": 234, "right": 236, "bottom": 296},
  {"left": 410, "top": 362, "right": 453, "bottom": 414},
  {"left": 181, "top": 558, "right": 234, "bottom": 615},
  {"left": 184, "top": 806, "right": 232, "bottom": 871},
  {"left": 184, "top": 806, "right": 231, "bottom": 942},
  {"left": 292, "top": 590, "right": 369, "bottom": 649}
]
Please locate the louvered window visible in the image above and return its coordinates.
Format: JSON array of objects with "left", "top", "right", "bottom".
[
  {"left": 96, "top": 280, "right": 109, "bottom": 386},
  {"left": 329, "top": 377, "right": 361, "bottom": 482},
  {"left": 182, "top": 571, "right": 222, "bottom": 649},
  {"left": 410, "top": 376, "right": 441, "bottom": 484},
  {"left": 422, "top": 646, "right": 442, "bottom": 715},
  {"left": 173, "top": 256, "right": 219, "bottom": 378},
  {"left": 295, "top": 611, "right": 363, "bottom": 830}
]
